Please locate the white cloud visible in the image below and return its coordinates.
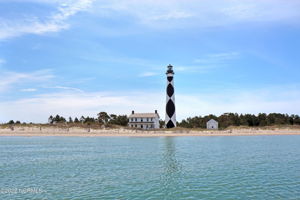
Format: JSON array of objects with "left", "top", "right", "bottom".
[
  {"left": 194, "top": 52, "right": 239, "bottom": 64},
  {"left": 177, "top": 89, "right": 300, "bottom": 120},
  {"left": 91, "top": 0, "right": 300, "bottom": 29},
  {"left": 149, "top": 11, "right": 194, "bottom": 21},
  {"left": 20, "top": 88, "right": 37, "bottom": 92},
  {"left": 1, "top": 0, "right": 299, "bottom": 39},
  {"left": 221, "top": 0, "right": 300, "bottom": 23},
  {"left": 174, "top": 65, "right": 218, "bottom": 73},
  {"left": 47, "top": 86, "right": 84, "bottom": 93},
  {"left": 207, "top": 52, "right": 239, "bottom": 59},
  {"left": 138, "top": 72, "right": 158, "bottom": 77},
  {"left": 1, "top": 86, "right": 300, "bottom": 123},
  {"left": 0, "top": 91, "right": 164, "bottom": 123},
  {"left": 0, "top": 58, "right": 6, "bottom": 65},
  {"left": 0, "top": 0, "right": 95, "bottom": 40},
  {"left": 0, "top": 69, "right": 54, "bottom": 92}
]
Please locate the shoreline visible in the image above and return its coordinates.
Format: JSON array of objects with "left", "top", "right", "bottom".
[
  {"left": 1, "top": 133, "right": 300, "bottom": 137},
  {"left": 1, "top": 127, "right": 300, "bottom": 137}
]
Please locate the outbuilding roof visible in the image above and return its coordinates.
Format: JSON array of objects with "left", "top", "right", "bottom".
[{"left": 207, "top": 119, "right": 218, "bottom": 123}]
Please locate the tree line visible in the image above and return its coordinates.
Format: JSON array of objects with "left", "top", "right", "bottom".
[
  {"left": 4, "top": 112, "right": 300, "bottom": 129},
  {"left": 177, "top": 113, "right": 300, "bottom": 129},
  {"left": 48, "top": 112, "right": 128, "bottom": 126}
]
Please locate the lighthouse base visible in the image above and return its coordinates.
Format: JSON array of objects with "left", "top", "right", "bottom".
[{"left": 166, "top": 120, "right": 175, "bottom": 128}]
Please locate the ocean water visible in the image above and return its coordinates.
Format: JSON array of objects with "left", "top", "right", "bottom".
[{"left": 0, "top": 136, "right": 299, "bottom": 200}]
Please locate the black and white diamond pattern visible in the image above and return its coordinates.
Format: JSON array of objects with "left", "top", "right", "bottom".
[{"left": 165, "top": 65, "right": 176, "bottom": 128}]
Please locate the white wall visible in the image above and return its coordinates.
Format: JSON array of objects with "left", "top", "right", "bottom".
[
  {"left": 207, "top": 121, "right": 218, "bottom": 130},
  {"left": 128, "top": 116, "right": 160, "bottom": 129}
]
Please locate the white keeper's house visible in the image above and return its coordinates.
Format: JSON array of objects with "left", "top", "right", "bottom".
[{"left": 128, "top": 110, "right": 160, "bottom": 129}]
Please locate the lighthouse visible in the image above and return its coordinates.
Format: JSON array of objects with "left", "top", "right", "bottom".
[{"left": 165, "top": 64, "right": 176, "bottom": 128}]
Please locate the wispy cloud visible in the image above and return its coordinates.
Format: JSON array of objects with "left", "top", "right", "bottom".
[
  {"left": 91, "top": 0, "right": 300, "bottom": 29},
  {"left": 177, "top": 87, "right": 300, "bottom": 119},
  {"left": 0, "top": 0, "right": 95, "bottom": 40},
  {"left": 0, "top": 91, "right": 164, "bottom": 123},
  {"left": 20, "top": 88, "right": 37, "bottom": 92},
  {"left": 0, "top": 69, "right": 54, "bottom": 92},
  {"left": 138, "top": 72, "right": 158, "bottom": 77},
  {"left": 221, "top": 1, "right": 300, "bottom": 23},
  {"left": 1, "top": 0, "right": 300, "bottom": 40},
  {"left": 1, "top": 85, "right": 300, "bottom": 123},
  {"left": 149, "top": 11, "right": 194, "bottom": 21},
  {"left": 174, "top": 65, "right": 218, "bottom": 73},
  {"left": 0, "top": 58, "right": 6, "bottom": 65},
  {"left": 167, "top": 54, "right": 237, "bottom": 73},
  {"left": 47, "top": 86, "right": 84, "bottom": 93},
  {"left": 194, "top": 52, "right": 239, "bottom": 64},
  {"left": 207, "top": 52, "right": 239, "bottom": 60}
]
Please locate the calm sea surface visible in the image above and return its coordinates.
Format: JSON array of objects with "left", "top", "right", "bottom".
[{"left": 0, "top": 135, "right": 299, "bottom": 200}]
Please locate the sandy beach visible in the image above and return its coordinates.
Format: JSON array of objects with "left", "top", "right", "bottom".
[{"left": 1, "top": 126, "right": 300, "bottom": 137}]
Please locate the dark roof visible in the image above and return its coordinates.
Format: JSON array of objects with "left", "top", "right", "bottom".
[
  {"left": 207, "top": 119, "right": 218, "bottom": 123},
  {"left": 166, "top": 64, "right": 174, "bottom": 74},
  {"left": 129, "top": 113, "right": 159, "bottom": 118}
]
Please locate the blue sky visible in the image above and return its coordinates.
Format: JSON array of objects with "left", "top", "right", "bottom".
[{"left": 1, "top": 0, "right": 300, "bottom": 123}]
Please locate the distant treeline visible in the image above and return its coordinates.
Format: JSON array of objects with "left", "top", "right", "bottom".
[
  {"left": 48, "top": 112, "right": 128, "bottom": 126},
  {"left": 177, "top": 113, "right": 300, "bottom": 129},
  {"left": 4, "top": 112, "right": 300, "bottom": 129}
]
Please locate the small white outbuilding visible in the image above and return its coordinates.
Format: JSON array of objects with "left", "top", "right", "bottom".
[{"left": 206, "top": 119, "right": 218, "bottom": 130}]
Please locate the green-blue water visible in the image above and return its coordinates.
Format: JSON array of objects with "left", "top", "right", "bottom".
[{"left": 0, "top": 136, "right": 299, "bottom": 200}]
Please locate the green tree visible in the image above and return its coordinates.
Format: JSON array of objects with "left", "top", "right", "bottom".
[
  {"left": 159, "top": 120, "right": 165, "bottom": 128},
  {"left": 54, "top": 115, "right": 60, "bottom": 122},
  {"left": 60, "top": 116, "right": 66, "bottom": 123},
  {"left": 258, "top": 113, "right": 267, "bottom": 126},
  {"left": 294, "top": 115, "right": 300, "bottom": 125},
  {"left": 52, "top": 115, "right": 66, "bottom": 123},
  {"left": 178, "top": 113, "right": 300, "bottom": 129},
  {"left": 84, "top": 116, "right": 96, "bottom": 124},
  {"left": 74, "top": 117, "right": 79, "bottom": 123},
  {"left": 97, "top": 112, "right": 110, "bottom": 124},
  {"left": 110, "top": 114, "right": 117, "bottom": 121},
  {"left": 114, "top": 115, "right": 128, "bottom": 126},
  {"left": 80, "top": 116, "right": 85, "bottom": 123}
]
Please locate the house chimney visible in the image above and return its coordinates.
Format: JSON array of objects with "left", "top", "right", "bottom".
[{"left": 132, "top": 110, "right": 134, "bottom": 114}]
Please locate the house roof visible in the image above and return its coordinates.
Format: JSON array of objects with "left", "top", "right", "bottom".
[
  {"left": 129, "top": 113, "right": 159, "bottom": 118},
  {"left": 207, "top": 119, "right": 218, "bottom": 123}
]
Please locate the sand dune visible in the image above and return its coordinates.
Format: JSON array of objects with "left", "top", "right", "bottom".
[{"left": 1, "top": 126, "right": 300, "bottom": 137}]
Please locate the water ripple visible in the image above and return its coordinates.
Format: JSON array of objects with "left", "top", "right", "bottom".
[{"left": 0, "top": 136, "right": 299, "bottom": 199}]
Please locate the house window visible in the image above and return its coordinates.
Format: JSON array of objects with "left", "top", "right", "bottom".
[
  {"left": 147, "top": 118, "right": 149, "bottom": 122},
  {"left": 135, "top": 125, "right": 137, "bottom": 128},
  {"left": 141, "top": 125, "right": 143, "bottom": 129},
  {"left": 135, "top": 118, "right": 137, "bottom": 122},
  {"left": 141, "top": 118, "right": 143, "bottom": 122}
]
